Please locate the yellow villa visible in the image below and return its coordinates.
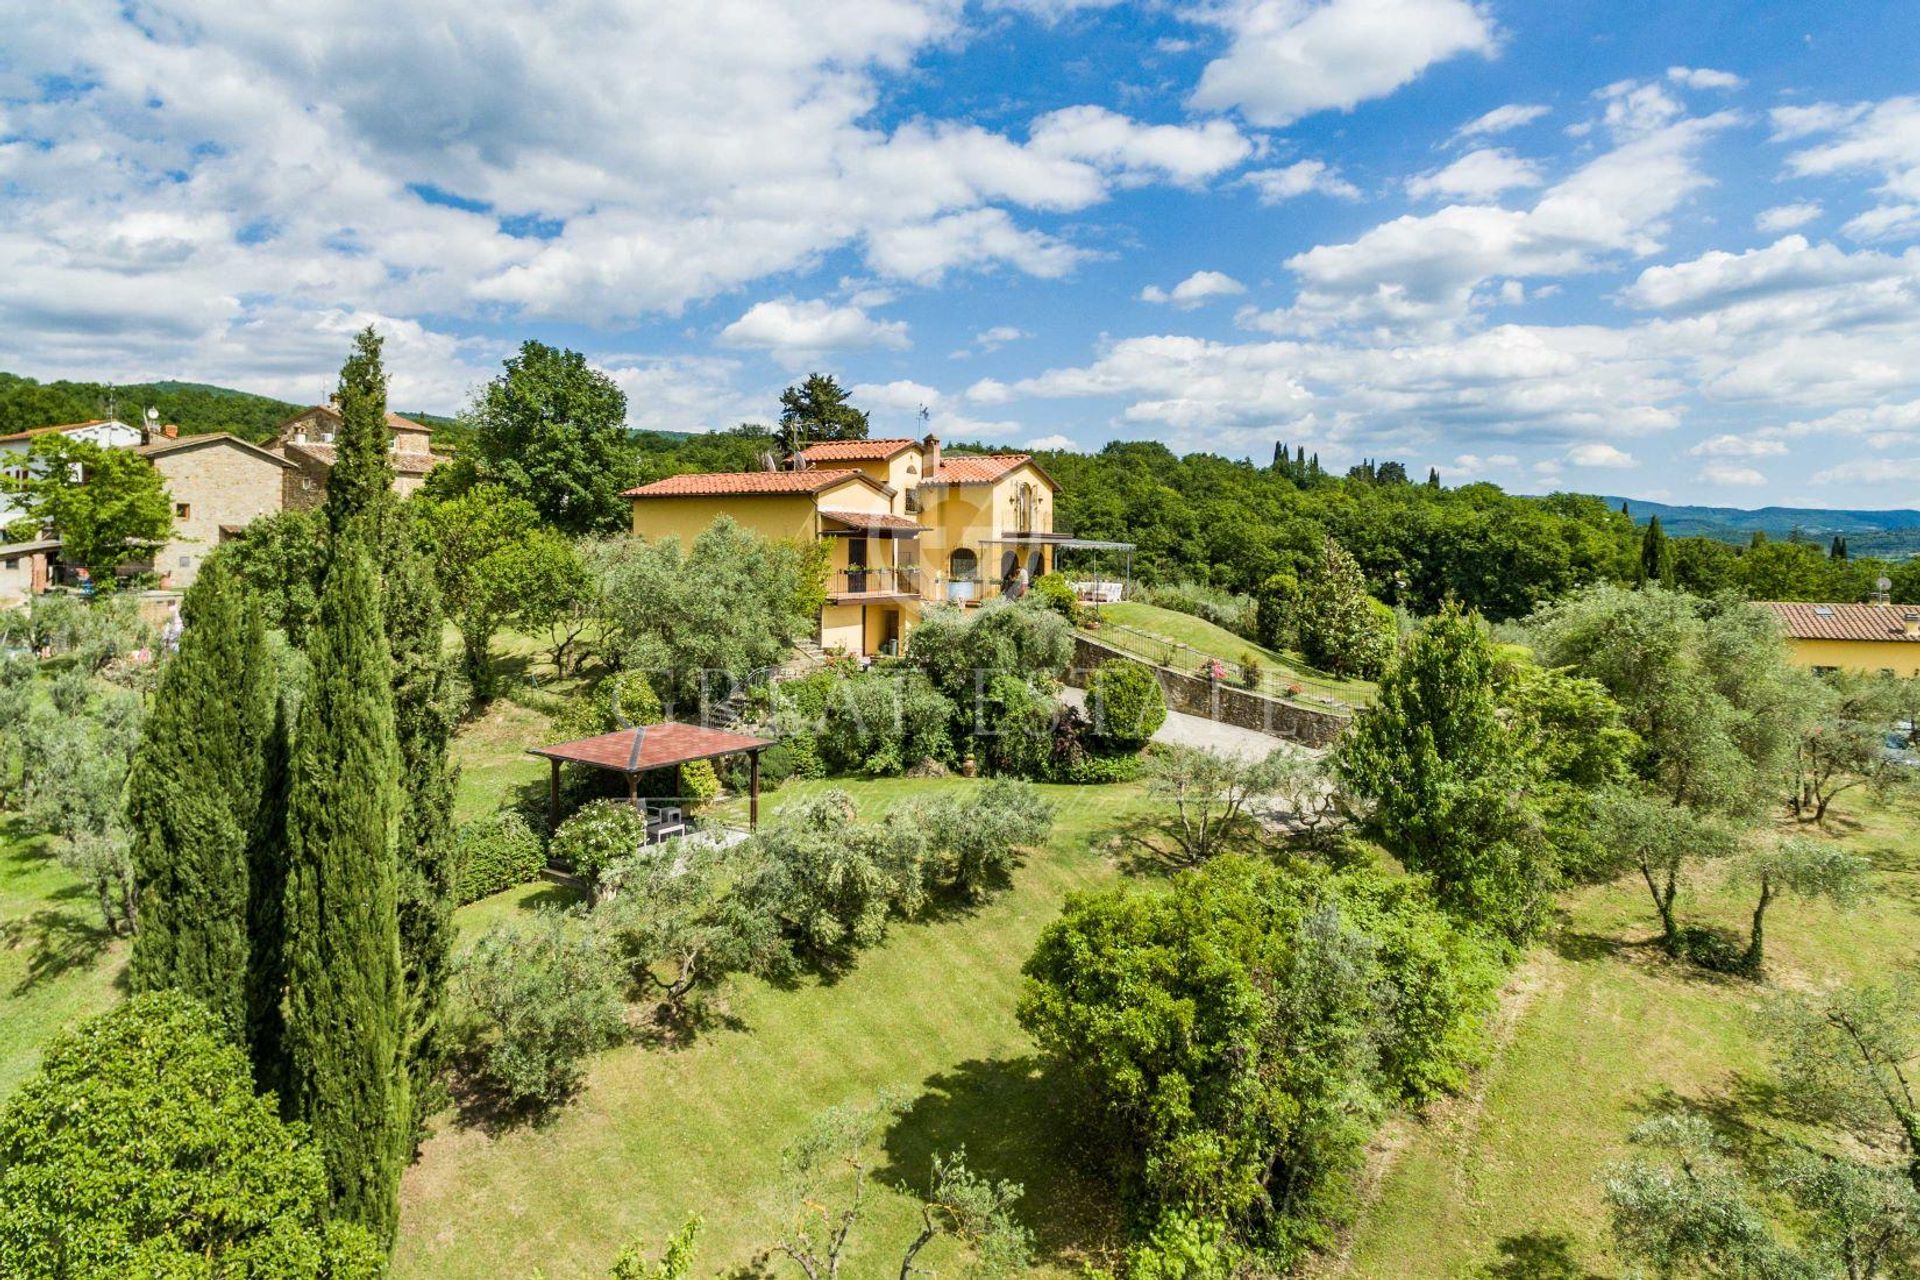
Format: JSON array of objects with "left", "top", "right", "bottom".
[
  {"left": 624, "top": 434, "right": 1129, "bottom": 657},
  {"left": 1759, "top": 601, "right": 1920, "bottom": 676}
]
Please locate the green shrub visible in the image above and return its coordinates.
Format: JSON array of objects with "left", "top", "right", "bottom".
[
  {"left": 1031, "top": 571, "right": 1084, "bottom": 624},
  {"left": 979, "top": 674, "right": 1055, "bottom": 778},
  {"left": 1296, "top": 538, "right": 1395, "bottom": 679},
  {"left": 1253, "top": 572, "right": 1300, "bottom": 652},
  {"left": 453, "top": 913, "right": 627, "bottom": 1112},
  {"left": 456, "top": 810, "right": 547, "bottom": 904},
  {"left": 908, "top": 599, "right": 1074, "bottom": 703},
  {"left": 1048, "top": 749, "right": 1145, "bottom": 784},
  {"left": 918, "top": 778, "right": 1055, "bottom": 900},
  {"left": 553, "top": 669, "right": 665, "bottom": 741},
  {"left": 678, "top": 758, "right": 722, "bottom": 810},
  {"left": 1136, "top": 582, "right": 1256, "bottom": 637},
  {"left": 1085, "top": 659, "right": 1167, "bottom": 749},
  {"left": 0, "top": 992, "right": 383, "bottom": 1278},
  {"left": 1238, "top": 652, "right": 1263, "bottom": 691},
  {"left": 816, "top": 671, "right": 956, "bottom": 776},
  {"left": 738, "top": 791, "right": 926, "bottom": 964},
  {"left": 550, "top": 799, "right": 651, "bottom": 900}
]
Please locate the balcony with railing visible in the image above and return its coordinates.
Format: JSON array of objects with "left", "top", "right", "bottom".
[{"left": 827, "top": 565, "right": 922, "bottom": 600}]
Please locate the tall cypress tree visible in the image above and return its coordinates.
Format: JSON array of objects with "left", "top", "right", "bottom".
[
  {"left": 281, "top": 530, "right": 408, "bottom": 1246},
  {"left": 247, "top": 693, "right": 294, "bottom": 1094},
  {"left": 325, "top": 327, "right": 397, "bottom": 540},
  {"left": 1637, "top": 515, "right": 1672, "bottom": 589},
  {"left": 127, "top": 555, "right": 272, "bottom": 1035}
]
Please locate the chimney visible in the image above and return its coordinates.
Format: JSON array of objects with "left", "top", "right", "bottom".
[
  {"left": 922, "top": 432, "right": 941, "bottom": 478},
  {"left": 1904, "top": 612, "right": 1920, "bottom": 639},
  {"left": 162, "top": 423, "right": 178, "bottom": 439}
]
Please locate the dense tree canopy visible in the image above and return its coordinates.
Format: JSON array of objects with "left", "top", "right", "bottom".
[
  {"left": 0, "top": 433, "right": 172, "bottom": 580},
  {"left": 776, "top": 372, "right": 869, "bottom": 453}
]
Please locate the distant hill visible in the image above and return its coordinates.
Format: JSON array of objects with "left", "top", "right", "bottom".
[
  {"left": 0, "top": 372, "right": 458, "bottom": 445},
  {"left": 1599, "top": 495, "right": 1920, "bottom": 558}
]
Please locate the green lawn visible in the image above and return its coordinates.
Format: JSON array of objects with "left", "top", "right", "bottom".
[
  {"left": 1096, "top": 601, "right": 1374, "bottom": 708},
  {"left": 1328, "top": 794, "right": 1920, "bottom": 1279},
  {"left": 0, "top": 820, "right": 126, "bottom": 1099},
  {"left": 395, "top": 777, "right": 1152, "bottom": 1280}
]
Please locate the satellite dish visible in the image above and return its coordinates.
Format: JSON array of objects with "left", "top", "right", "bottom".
[
  {"left": 144, "top": 407, "right": 160, "bottom": 423},
  {"left": 1878, "top": 576, "right": 1893, "bottom": 592}
]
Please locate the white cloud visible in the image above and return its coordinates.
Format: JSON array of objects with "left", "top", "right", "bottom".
[
  {"left": 1266, "top": 105, "right": 1735, "bottom": 330},
  {"left": 1141, "top": 270, "right": 1247, "bottom": 308},
  {"left": 850, "top": 379, "right": 943, "bottom": 412},
  {"left": 1026, "top": 106, "right": 1253, "bottom": 188},
  {"left": 1666, "top": 66, "right": 1743, "bottom": 91},
  {"left": 719, "top": 298, "right": 910, "bottom": 364},
  {"left": 1775, "top": 97, "right": 1920, "bottom": 253},
  {"left": 1244, "top": 159, "right": 1362, "bottom": 202},
  {"left": 1843, "top": 204, "right": 1920, "bottom": 243},
  {"left": 1618, "top": 235, "right": 1917, "bottom": 314},
  {"left": 1567, "top": 441, "right": 1635, "bottom": 468},
  {"left": 865, "top": 209, "right": 1088, "bottom": 284},
  {"left": 1696, "top": 463, "right": 1765, "bottom": 486},
  {"left": 1812, "top": 458, "right": 1920, "bottom": 486},
  {"left": 1451, "top": 102, "right": 1549, "bottom": 142},
  {"left": 1189, "top": 0, "right": 1497, "bottom": 128},
  {"left": 1755, "top": 202, "right": 1822, "bottom": 232},
  {"left": 1594, "top": 78, "right": 1687, "bottom": 137},
  {"left": 1406, "top": 148, "right": 1542, "bottom": 199},
  {"left": 1688, "top": 434, "right": 1787, "bottom": 458},
  {"left": 1026, "top": 433, "right": 1077, "bottom": 450}
]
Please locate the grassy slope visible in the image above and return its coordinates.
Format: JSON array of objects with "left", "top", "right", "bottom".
[
  {"left": 1097, "top": 601, "right": 1375, "bottom": 706},
  {"left": 0, "top": 821, "right": 126, "bottom": 1098},
  {"left": 1332, "top": 795, "right": 1920, "bottom": 1279},
  {"left": 395, "top": 778, "right": 1150, "bottom": 1280}
]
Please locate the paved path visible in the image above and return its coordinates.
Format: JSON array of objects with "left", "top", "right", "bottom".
[{"left": 1060, "top": 686, "right": 1313, "bottom": 762}]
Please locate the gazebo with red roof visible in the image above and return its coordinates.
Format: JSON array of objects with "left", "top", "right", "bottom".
[{"left": 528, "top": 723, "right": 776, "bottom": 832}]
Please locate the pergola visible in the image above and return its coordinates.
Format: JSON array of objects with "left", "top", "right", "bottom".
[
  {"left": 528, "top": 723, "right": 776, "bottom": 833},
  {"left": 978, "top": 531, "right": 1135, "bottom": 598}
]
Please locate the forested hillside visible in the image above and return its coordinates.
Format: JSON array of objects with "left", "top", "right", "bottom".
[{"left": 0, "top": 372, "right": 456, "bottom": 443}]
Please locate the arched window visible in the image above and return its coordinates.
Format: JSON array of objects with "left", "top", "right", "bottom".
[
  {"left": 1000, "top": 550, "right": 1020, "bottom": 583},
  {"left": 949, "top": 548, "right": 978, "bottom": 581},
  {"left": 1027, "top": 549, "right": 1045, "bottom": 580}
]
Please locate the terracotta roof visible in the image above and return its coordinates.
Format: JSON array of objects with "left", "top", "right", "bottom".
[
  {"left": 819, "top": 509, "right": 928, "bottom": 531},
  {"left": 0, "top": 419, "right": 122, "bottom": 445},
  {"left": 283, "top": 441, "right": 438, "bottom": 475},
  {"left": 1760, "top": 601, "right": 1920, "bottom": 643},
  {"left": 137, "top": 433, "right": 296, "bottom": 469},
  {"left": 274, "top": 404, "right": 433, "bottom": 436},
  {"left": 623, "top": 468, "right": 888, "bottom": 498},
  {"left": 529, "top": 723, "right": 774, "bottom": 773},
  {"left": 929, "top": 453, "right": 1044, "bottom": 485},
  {"left": 799, "top": 438, "right": 920, "bottom": 463}
]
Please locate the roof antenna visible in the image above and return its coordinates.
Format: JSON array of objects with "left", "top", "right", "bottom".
[{"left": 918, "top": 404, "right": 931, "bottom": 431}]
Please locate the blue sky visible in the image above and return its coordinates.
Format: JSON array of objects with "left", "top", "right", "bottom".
[{"left": 4, "top": 1, "right": 1919, "bottom": 505}]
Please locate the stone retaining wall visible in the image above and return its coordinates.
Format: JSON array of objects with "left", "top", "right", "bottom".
[{"left": 1068, "top": 634, "right": 1350, "bottom": 749}]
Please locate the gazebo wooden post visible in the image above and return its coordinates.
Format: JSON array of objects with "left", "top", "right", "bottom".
[
  {"left": 548, "top": 758, "right": 560, "bottom": 833},
  {"left": 749, "top": 749, "right": 761, "bottom": 832},
  {"left": 626, "top": 770, "right": 640, "bottom": 810}
]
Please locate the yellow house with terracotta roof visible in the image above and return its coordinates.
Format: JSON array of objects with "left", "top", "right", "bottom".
[
  {"left": 1759, "top": 601, "right": 1920, "bottom": 677},
  {"left": 625, "top": 434, "right": 1110, "bottom": 656}
]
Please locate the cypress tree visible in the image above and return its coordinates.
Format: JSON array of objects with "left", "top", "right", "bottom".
[
  {"left": 324, "top": 327, "right": 397, "bottom": 540},
  {"left": 281, "top": 531, "right": 408, "bottom": 1246},
  {"left": 384, "top": 524, "right": 460, "bottom": 1147},
  {"left": 1830, "top": 534, "right": 1848, "bottom": 560},
  {"left": 127, "top": 555, "right": 272, "bottom": 1035},
  {"left": 247, "top": 693, "right": 294, "bottom": 1094},
  {"left": 1637, "top": 515, "right": 1672, "bottom": 588}
]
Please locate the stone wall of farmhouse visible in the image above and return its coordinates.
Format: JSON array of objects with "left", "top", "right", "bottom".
[
  {"left": 150, "top": 444, "right": 288, "bottom": 588},
  {"left": 1067, "top": 633, "right": 1350, "bottom": 749}
]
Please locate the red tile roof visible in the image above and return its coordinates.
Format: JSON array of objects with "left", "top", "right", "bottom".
[
  {"left": 819, "top": 509, "right": 928, "bottom": 531},
  {"left": 282, "top": 441, "right": 438, "bottom": 475},
  {"left": 800, "top": 438, "right": 920, "bottom": 463},
  {"left": 930, "top": 453, "right": 1042, "bottom": 485},
  {"left": 137, "top": 433, "right": 296, "bottom": 469},
  {"left": 1760, "top": 601, "right": 1920, "bottom": 643},
  {"left": 529, "top": 723, "right": 774, "bottom": 773},
  {"left": 623, "top": 468, "right": 884, "bottom": 498}
]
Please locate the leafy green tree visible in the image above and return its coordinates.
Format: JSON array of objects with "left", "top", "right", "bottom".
[
  {"left": 586, "top": 518, "right": 821, "bottom": 705},
  {"left": 1603, "top": 1113, "right": 1795, "bottom": 1277},
  {"left": 1336, "top": 602, "right": 1547, "bottom": 943},
  {"left": 127, "top": 554, "right": 274, "bottom": 1037},
  {"left": 1019, "top": 855, "right": 1482, "bottom": 1264},
  {"left": 776, "top": 372, "right": 869, "bottom": 453},
  {"left": 458, "top": 340, "right": 637, "bottom": 534},
  {"left": 913, "top": 778, "right": 1054, "bottom": 902},
  {"left": 225, "top": 508, "right": 329, "bottom": 643},
  {"left": 1770, "top": 978, "right": 1920, "bottom": 1196},
  {"left": 1529, "top": 587, "right": 1805, "bottom": 818},
  {"left": 0, "top": 992, "right": 383, "bottom": 1279},
  {"left": 454, "top": 912, "right": 627, "bottom": 1113},
  {"left": 281, "top": 534, "right": 408, "bottom": 1246},
  {"left": 739, "top": 790, "right": 927, "bottom": 966},
  {"left": 416, "top": 484, "right": 550, "bottom": 698},
  {"left": 1792, "top": 671, "right": 1915, "bottom": 824},
  {"left": 550, "top": 799, "right": 652, "bottom": 903},
  {"left": 1734, "top": 836, "right": 1869, "bottom": 974},
  {"left": 1142, "top": 744, "right": 1289, "bottom": 866},
  {"left": 1295, "top": 537, "right": 1394, "bottom": 678},
  {"left": 1592, "top": 788, "right": 1742, "bottom": 953},
  {"left": 0, "top": 433, "right": 171, "bottom": 581},
  {"left": 608, "top": 1216, "right": 703, "bottom": 1280},
  {"left": 1253, "top": 571, "right": 1301, "bottom": 651}
]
